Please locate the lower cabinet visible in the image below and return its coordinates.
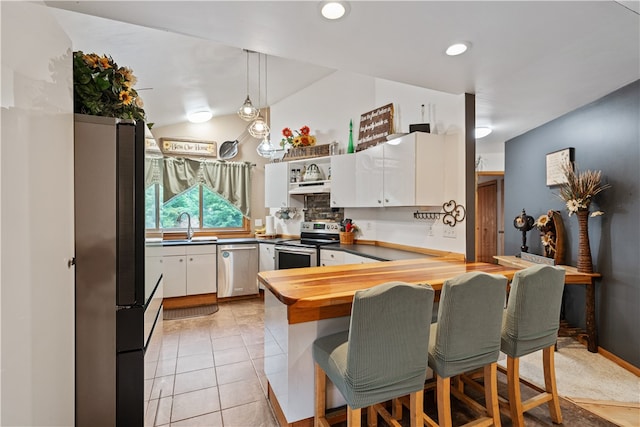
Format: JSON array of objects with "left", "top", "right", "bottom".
[
  {"left": 320, "top": 249, "right": 380, "bottom": 266},
  {"left": 343, "top": 252, "right": 380, "bottom": 265},
  {"left": 163, "top": 244, "right": 217, "bottom": 297},
  {"left": 259, "top": 243, "right": 275, "bottom": 272},
  {"left": 320, "top": 249, "right": 344, "bottom": 266}
]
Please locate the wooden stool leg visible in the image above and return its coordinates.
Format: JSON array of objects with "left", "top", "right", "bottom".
[
  {"left": 484, "top": 363, "right": 501, "bottom": 427},
  {"left": 391, "top": 398, "right": 402, "bottom": 420},
  {"left": 347, "top": 406, "right": 361, "bottom": 427},
  {"left": 543, "top": 346, "right": 563, "bottom": 424},
  {"left": 367, "top": 405, "right": 377, "bottom": 427},
  {"left": 507, "top": 356, "right": 525, "bottom": 427},
  {"left": 436, "top": 375, "right": 452, "bottom": 427},
  {"left": 315, "top": 363, "right": 326, "bottom": 427},
  {"left": 410, "top": 390, "right": 424, "bottom": 427}
]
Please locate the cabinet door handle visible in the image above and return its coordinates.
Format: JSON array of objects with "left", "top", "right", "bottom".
[
  {"left": 189, "top": 257, "right": 193, "bottom": 261},
  {"left": 332, "top": 201, "right": 336, "bottom": 205},
  {"left": 330, "top": 254, "right": 334, "bottom": 258},
  {"left": 377, "top": 200, "right": 382, "bottom": 204},
  {"left": 160, "top": 259, "right": 163, "bottom": 263},
  {"left": 385, "top": 198, "right": 389, "bottom": 203},
  {"left": 179, "top": 258, "right": 183, "bottom": 262}
]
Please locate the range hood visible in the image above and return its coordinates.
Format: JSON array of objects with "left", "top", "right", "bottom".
[{"left": 289, "top": 181, "right": 331, "bottom": 195}]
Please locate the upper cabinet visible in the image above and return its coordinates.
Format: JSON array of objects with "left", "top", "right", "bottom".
[
  {"left": 330, "top": 154, "right": 357, "bottom": 208},
  {"left": 265, "top": 132, "right": 451, "bottom": 209},
  {"left": 265, "top": 162, "right": 290, "bottom": 208},
  {"left": 355, "top": 132, "right": 445, "bottom": 207}
]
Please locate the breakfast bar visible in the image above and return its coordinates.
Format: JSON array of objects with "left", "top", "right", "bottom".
[
  {"left": 258, "top": 257, "right": 520, "bottom": 426},
  {"left": 258, "top": 256, "right": 601, "bottom": 426}
]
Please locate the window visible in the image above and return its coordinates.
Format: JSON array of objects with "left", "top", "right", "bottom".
[
  {"left": 146, "top": 183, "right": 245, "bottom": 231},
  {"left": 145, "top": 157, "right": 252, "bottom": 234}
]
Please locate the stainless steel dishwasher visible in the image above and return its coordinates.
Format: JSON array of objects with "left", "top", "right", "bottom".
[{"left": 217, "top": 244, "right": 259, "bottom": 297}]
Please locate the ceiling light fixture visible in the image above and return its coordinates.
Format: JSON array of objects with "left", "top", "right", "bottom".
[
  {"left": 248, "top": 53, "right": 270, "bottom": 139},
  {"left": 187, "top": 110, "right": 213, "bottom": 123},
  {"left": 237, "top": 50, "right": 259, "bottom": 121},
  {"left": 319, "top": 1, "right": 350, "bottom": 20},
  {"left": 446, "top": 42, "right": 469, "bottom": 56},
  {"left": 475, "top": 127, "right": 492, "bottom": 139}
]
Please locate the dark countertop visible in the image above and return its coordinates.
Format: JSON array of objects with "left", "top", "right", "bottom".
[
  {"left": 321, "top": 243, "right": 435, "bottom": 261},
  {"left": 160, "top": 238, "right": 433, "bottom": 262}
]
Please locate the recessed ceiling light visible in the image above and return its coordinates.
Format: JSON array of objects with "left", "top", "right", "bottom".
[
  {"left": 187, "top": 110, "right": 213, "bottom": 123},
  {"left": 446, "top": 42, "right": 469, "bottom": 56},
  {"left": 319, "top": 1, "right": 350, "bottom": 20},
  {"left": 475, "top": 127, "right": 492, "bottom": 139}
]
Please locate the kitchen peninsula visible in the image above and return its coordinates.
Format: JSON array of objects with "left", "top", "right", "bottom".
[
  {"left": 259, "top": 256, "right": 601, "bottom": 426},
  {"left": 258, "top": 257, "right": 519, "bottom": 426}
]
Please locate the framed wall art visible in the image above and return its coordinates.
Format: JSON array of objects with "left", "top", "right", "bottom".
[{"left": 546, "top": 147, "right": 574, "bottom": 186}]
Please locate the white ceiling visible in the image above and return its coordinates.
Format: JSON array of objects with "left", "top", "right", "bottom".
[{"left": 47, "top": 1, "right": 639, "bottom": 149}]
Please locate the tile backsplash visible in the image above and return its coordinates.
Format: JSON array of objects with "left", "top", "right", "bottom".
[{"left": 304, "top": 194, "right": 344, "bottom": 222}]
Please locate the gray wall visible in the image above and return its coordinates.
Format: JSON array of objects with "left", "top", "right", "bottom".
[{"left": 504, "top": 80, "right": 639, "bottom": 367}]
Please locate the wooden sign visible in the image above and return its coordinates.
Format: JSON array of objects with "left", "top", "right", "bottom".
[
  {"left": 159, "top": 137, "right": 217, "bottom": 158},
  {"left": 357, "top": 103, "right": 394, "bottom": 151}
]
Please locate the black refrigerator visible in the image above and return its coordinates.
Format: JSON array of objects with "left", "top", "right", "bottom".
[{"left": 74, "top": 114, "right": 163, "bottom": 426}]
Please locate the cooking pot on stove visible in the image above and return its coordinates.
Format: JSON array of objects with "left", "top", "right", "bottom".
[{"left": 303, "top": 164, "right": 322, "bottom": 181}]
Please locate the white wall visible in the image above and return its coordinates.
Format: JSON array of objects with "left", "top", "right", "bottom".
[
  {"left": 1, "top": 2, "right": 75, "bottom": 424},
  {"left": 270, "top": 71, "right": 468, "bottom": 254}
]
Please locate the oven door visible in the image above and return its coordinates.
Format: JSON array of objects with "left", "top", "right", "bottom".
[{"left": 275, "top": 245, "right": 318, "bottom": 270}]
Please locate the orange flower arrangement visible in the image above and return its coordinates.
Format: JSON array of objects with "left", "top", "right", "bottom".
[{"left": 281, "top": 125, "right": 317, "bottom": 148}]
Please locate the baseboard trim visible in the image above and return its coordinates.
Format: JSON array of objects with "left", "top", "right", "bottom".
[
  {"left": 598, "top": 346, "right": 640, "bottom": 377},
  {"left": 163, "top": 293, "right": 217, "bottom": 309}
]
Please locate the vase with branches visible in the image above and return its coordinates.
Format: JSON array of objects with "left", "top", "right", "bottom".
[{"left": 557, "top": 162, "right": 610, "bottom": 273}]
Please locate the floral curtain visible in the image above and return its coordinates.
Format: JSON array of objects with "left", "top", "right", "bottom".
[{"left": 163, "top": 157, "right": 252, "bottom": 217}]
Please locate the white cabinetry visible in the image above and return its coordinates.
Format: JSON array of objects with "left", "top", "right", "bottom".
[
  {"left": 330, "top": 154, "right": 357, "bottom": 207},
  {"left": 355, "top": 143, "right": 384, "bottom": 207},
  {"left": 163, "top": 244, "right": 217, "bottom": 297},
  {"left": 265, "top": 162, "right": 290, "bottom": 208},
  {"left": 259, "top": 243, "right": 276, "bottom": 272},
  {"left": 320, "top": 249, "right": 380, "bottom": 266},
  {"left": 355, "top": 132, "right": 445, "bottom": 207},
  {"left": 343, "top": 252, "right": 380, "bottom": 265},
  {"left": 320, "top": 249, "right": 345, "bottom": 266}
]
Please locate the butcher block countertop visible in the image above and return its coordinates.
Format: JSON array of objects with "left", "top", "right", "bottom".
[{"left": 258, "top": 257, "right": 519, "bottom": 324}]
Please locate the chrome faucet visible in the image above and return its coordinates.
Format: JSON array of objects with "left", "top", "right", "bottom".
[{"left": 177, "top": 212, "right": 193, "bottom": 241}]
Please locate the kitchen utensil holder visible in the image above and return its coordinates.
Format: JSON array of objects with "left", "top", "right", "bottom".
[{"left": 339, "top": 232, "right": 354, "bottom": 245}]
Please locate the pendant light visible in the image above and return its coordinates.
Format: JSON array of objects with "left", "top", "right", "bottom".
[
  {"left": 256, "top": 135, "right": 276, "bottom": 158},
  {"left": 248, "top": 53, "right": 270, "bottom": 139},
  {"left": 237, "top": 50, "right": 259, "bottom": 121}
]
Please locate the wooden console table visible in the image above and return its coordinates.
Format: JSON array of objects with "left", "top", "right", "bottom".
[{"left": 494, "top": 255, "right": 601, "bottom": 352}]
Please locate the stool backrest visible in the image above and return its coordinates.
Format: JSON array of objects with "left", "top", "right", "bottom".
[
  {"left": 430, "top": 272, "right": 508, "bottom": 378},
  {"left": 346, "top": 282, "right": 434, "bottom": 395},
  {"left": 502, "top": 264, "right": 566, "bottom": 357}
]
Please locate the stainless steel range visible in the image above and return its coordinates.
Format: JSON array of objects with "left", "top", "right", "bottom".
[{"left": 274, "top": 221, "right": 341, "bottom": 269}]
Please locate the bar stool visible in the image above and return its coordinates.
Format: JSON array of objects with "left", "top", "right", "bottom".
[
  {"left": 312, "top": 281, "right": 435, "bottom": 427},
  {"left": 500, "top": 264, "right": 566, "bottom": 426},
  {"left": 426, "top": 271, "right": 508, "bottom": 427}
]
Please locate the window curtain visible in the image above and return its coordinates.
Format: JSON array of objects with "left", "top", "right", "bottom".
[
  {"left": 145, "top": 158, "right": 163, "bottom": 187},
  {"left": 163, "top": 157, "right": 252, "bottom": 217}
]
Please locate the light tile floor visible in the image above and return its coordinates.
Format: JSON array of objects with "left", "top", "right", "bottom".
[{"left": 145, "top": 297, "right": 278, "bottom": 427}]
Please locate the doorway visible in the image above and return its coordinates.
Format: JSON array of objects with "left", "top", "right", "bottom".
[{"left": 476, "top": 173, "right": 504, "bottom": 263}]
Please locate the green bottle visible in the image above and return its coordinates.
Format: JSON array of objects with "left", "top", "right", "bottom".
[{"left": 347, "top": 119, "right": 354, "bottom": 153}]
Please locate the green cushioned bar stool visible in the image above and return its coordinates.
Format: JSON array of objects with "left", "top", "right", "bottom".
[
  {"left": 427, "top": 271, "right": 508, "bottom": 427},
  {"left": 500, "top": 264, "right": 566, "bottom": 426},
  {"left": 312, "top": 281, "right": 435, "bottom": 427}
]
